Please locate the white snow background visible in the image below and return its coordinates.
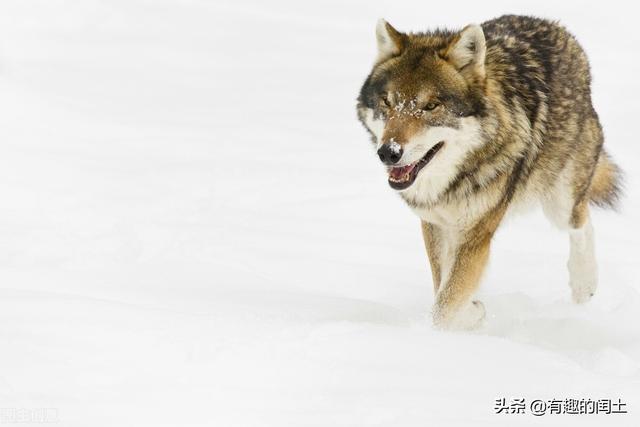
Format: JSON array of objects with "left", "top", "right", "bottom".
[{"left": 0, "top": 0, "right": 639, "bottom": 426}]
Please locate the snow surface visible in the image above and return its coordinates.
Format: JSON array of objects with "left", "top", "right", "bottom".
[{"left": 0, "top": 1, "right": 639, "bottom": 426}]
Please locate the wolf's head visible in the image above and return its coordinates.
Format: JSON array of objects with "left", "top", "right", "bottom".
[{"left": 357, "top": 20, "right": 488, "bottom": 204}]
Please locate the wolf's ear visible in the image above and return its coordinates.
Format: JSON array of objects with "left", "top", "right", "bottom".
[
  {"left": 376, "top": 19, "right": 405, "bottom": 63},
  {"left": 445, "top": 24, "right": 486, "bottom": 79}
]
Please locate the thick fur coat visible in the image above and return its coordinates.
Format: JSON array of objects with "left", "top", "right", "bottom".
[{"left": 356, "top": 15, "right": 621, "bottom": 329}]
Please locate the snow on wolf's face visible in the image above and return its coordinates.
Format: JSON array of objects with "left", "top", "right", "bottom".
[{"left": 356, "top": 20, "right": 487, "bottom": 198}]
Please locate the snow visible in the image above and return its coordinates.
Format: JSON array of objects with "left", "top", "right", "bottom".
[
  {"left": 0, "top": 0, "right": 639, "bottom": 426},
  {"left": 387, "top": 139, "right": 402, "bottom": 154}
]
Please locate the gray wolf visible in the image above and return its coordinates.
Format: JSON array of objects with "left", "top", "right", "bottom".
[{"left": 356, "top": 15, "right": 622, "bottom": 330}]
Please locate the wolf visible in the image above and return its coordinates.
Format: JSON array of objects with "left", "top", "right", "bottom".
[{"left": 356, "top": 15, "right": 622, "bottom": 330}]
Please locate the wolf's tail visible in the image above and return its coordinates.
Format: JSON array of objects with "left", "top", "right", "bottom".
[{"left": 589, "top": 149, "right": 623, "bottom": 209}]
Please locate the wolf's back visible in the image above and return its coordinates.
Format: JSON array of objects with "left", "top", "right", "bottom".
[{"left": 482, "top": 16, "right": 622, "bottom": 210}]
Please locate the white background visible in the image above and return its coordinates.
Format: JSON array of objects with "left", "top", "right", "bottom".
[{"left": 0, "top": 0, "right": 638, "bottom": 426}]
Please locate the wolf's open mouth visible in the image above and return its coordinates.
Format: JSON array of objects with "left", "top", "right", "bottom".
[{"left": 388, "top": 142, "right": 444, "bottom": 190}]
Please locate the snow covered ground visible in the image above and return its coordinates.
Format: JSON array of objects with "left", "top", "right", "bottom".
[{"left": 0, "top": 0, "right": 639, "bottom": 425}]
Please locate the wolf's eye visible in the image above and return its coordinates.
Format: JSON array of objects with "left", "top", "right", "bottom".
[
  {"left": 422, "top": 102, "right": 440, "bottom": 111},
  {"left": 380, "top": 95, "right": 391, "bottom": 107}
]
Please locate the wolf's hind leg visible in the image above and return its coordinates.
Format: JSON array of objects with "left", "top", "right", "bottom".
[
  {"left": 567, "top": 202, "right": 598, "bottom": 303},
  {"left": 543, "top": 187, "right": 598, "bottom": 303}
]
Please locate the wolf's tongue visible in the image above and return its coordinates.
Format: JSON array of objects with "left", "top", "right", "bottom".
[{"left": 389, "top": 163, "right": 416, "bottom": 180}]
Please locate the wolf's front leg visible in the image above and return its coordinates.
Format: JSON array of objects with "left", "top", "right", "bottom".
[
  {"left": 421, "top": 221, "right": 442, "bottom": 292},
  {"left": 431, "top": 208, "right": 505, "bottom": 330}
]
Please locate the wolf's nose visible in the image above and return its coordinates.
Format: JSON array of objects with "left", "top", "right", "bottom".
[{"left": 377, "top": 143, "right": 403, "bottom": 165}]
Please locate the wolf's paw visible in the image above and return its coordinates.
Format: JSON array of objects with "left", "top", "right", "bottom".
[
  {"left": 433, "top": 300, "right": 485, "bottom": 331},
  {"left": 570, "top": 279, "right": 597, "bottom": 304},
  {"left": 568, "top": 254, "right": 597, "bottom": 304}
]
